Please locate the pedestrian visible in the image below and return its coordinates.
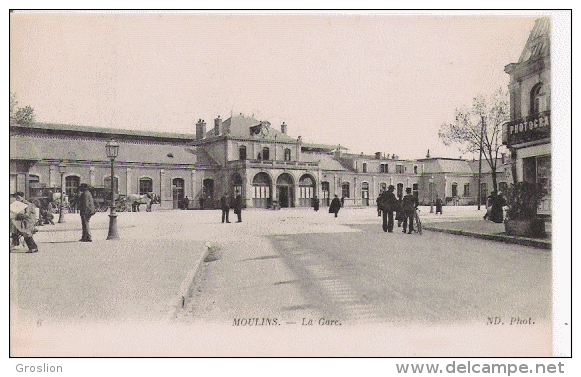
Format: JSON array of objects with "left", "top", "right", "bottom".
[
  {"left": 329, "top": 194, "right": 341, "bottom": 218},
  {"left": 396, "top": 194, "right": 404, "bottom": 227},
  {"left": 376, "top": 195, "right": 382, "bottom": 217},
  {"left": 183, "top": 196, "right": 190, "bottom": 210},
  {"left": 78, "top": 183, "right": 96, "bottom": 242},
  {"left": 199, "top": 196, "right": 204, "bottom": 210},
  {"left": 10, "top": 192, "right": 39, "bottom": 253},
  {"left": 435, "top": 195, "right": 443, "bottom": 215},
  {"left": 379, "top": 185, "right": 398, "bottom": 233},
  {"left": 312, "top": 195, "right": 319, "bottom": 212},
  {"left": 233, "top": 194, "right": 243, "bottom": 222},
  {"left": 145, "top": 193, "right": 153, "bottom": 212},
  {"left": 340, "top": 195, "right": 345, "bottom": 207},
  {"left": 490, "top": 191, "right": 506, "bottom": 223},
  {"left": 401, "top": 187, "right": 417, "bottom": 234},
  {"left": 483, "top": 192, "right": 494, "bottom": 220},
  {"left": 220, "top": 194, "right": 231, "bottom": 223}
]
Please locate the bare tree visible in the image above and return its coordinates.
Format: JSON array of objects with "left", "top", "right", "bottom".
[{"left": 438, "top": 88, "right": 509, "bottom": 192}]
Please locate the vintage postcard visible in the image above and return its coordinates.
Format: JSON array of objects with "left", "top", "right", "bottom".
[{"left": 8, "top": 9, "right": 570, "bottom": 364}]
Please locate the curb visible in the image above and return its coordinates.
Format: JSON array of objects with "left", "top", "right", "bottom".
[
  {"left": 165, "top": 241, "right": 212, "bottom": 321},
  {"left": 423, "top": 226, "right": 551, "bottom": 250}
]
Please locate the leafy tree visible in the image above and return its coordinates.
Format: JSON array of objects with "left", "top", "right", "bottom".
[
  {"left": 14, "top": 105, "right": 36, "bottom": 125},
  {"left": 438, "top": 88, "right": 509, "bottom": 192},
  {"left": 10, "top": 93, "right": 35, "bottom": 125}
]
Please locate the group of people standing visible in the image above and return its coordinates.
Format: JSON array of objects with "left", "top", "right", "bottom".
[
  {"left": 376, "top": 185, "right": 419, "bottom": 234},
  {"left": 220, "top": 194, "right": 243, "bottom": 223},
  {"left": 483, "top": 191, "right": 507, "bottom": 223}
]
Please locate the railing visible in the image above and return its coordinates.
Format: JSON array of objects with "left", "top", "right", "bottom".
[
  {"left": 228, "top": 159, "right": 319, "bottom": 169},
  {"left": 503, "top": 110, "right": 550, "bottom": 146}
]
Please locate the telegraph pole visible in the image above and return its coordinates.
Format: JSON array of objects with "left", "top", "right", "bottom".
[{"left": 477, "top": 116, "right": 486, "bottom": 211}]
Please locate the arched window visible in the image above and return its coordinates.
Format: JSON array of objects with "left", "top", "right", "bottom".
[
  {"left": 397, "top": 183, "right": 404, "bottom": 198},
  {"left": 451, "top": 182, "right": 458, "bottom": 198},
  {"left": 531, "top": 83, "right": 542, "bottom": 115},
  {"left": 284, "top": 148, "right": 291, "bottom": 161},
  {"left": 341, "top": 182, "right": 350, "bottom": 198},
  {"left": 262, "top": 147, "right": 270, "bottom": 161},
  {"left": 239, "top": 145, "right": 247, "bottom": 160},
  {"left": 139, "top": 177, "right": 153, "bottom": 195}
]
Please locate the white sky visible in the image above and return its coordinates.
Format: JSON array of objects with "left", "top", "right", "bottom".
[{"left": 9, "top": 11, "right": 557, "bottom": 159}]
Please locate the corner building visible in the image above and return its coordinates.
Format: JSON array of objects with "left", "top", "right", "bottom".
[{"left": 503, "top": 17, "right": 551, "bottom": 216}]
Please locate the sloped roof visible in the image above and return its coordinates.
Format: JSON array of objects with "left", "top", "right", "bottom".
[
  {"left": 301, "top": 142, "right": 343, "bottom": 152},
  {"left": 419, "top": 158, "right": 473, "bottom": 174},
  {"left": 13, "top": 121, "right": 196, "bottom": 141},
  {"left": 467, "top": 159, "right": 509, "bottom": 174},
  {"left": 301, "top": 152, "right": 347, "bottom": 171},
  {"left": 518, "top": 17, "right": 550, "bottom": 63},
  {"left": 10, "top": 135, "right": 197, "bottom": 165}
]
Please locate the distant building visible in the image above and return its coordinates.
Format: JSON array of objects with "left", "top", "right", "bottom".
[{"left": 503, "top": 17, "right": 551, "bottom": 215}]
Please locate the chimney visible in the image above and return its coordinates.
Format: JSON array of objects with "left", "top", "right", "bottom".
[
  {"left": 281, "top": 122, "right": 287, "bottom": 134},
  {"left": 426, "top": 149, "right": 431, "bottom": 158},
  {"left": 196, "top": 119, "right": 206, "bottom": 140},
  {"left": 375, "top": 152, "right": 381, "bottom": 160},
  {"left": 214, "top": 116, "right": 222, "bottom": 136}
]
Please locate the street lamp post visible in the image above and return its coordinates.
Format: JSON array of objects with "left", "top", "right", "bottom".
[
  {"left": 429, "top": 176, "right": 434, "bottom": 213},
  {"left": 58, "top": 162, "right": 67, "bottom": 223},
  {"left": 106, "top": 139, "right": 120, "bottom": 240}
]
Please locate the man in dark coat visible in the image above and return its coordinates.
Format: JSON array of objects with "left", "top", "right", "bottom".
[
  {"left": 233, "top": 194, "right": 243, "bottom": 222},
  {"left": 435, "top": 195, "right": 443, "bottom": 215},
  {"left": 376, "top": 195, "right": 382, "bottom": 217},
  {"left": 329, "top": 195, "right": 341, "bottom": 218},
  {"left": 491, "top": 191, "right": 507, "bottom": 223},
  {"left": 78, "top": 184, "right": 96, "bottom": 242},
  {"left": 220, "top": 194, "right": 231, "bottom": 223},
  {"left": 378, "top": 185, "right": 398, "bottom": 233},
  {"left": 312, "top": 195, "right": 319, "bottom": 211},
  {"left": 401, "top": 187, "right": 417, "bottom": 234}
]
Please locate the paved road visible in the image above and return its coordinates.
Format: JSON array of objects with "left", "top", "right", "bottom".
[{"left": 185, "top": 211, "right": 551, "bottom": 327}]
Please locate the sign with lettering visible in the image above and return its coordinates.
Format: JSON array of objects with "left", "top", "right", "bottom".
[{"left": 503, "top": 111, "right": 551, "bottom": 146}]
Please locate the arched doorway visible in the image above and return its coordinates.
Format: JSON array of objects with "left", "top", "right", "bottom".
[
  {"left": 276, "top": 173, "right": 294, "bottom": 208},
  {"left": 172, "top": 178, "right": 185, "bottom": 209},
  {"left": 298, "top": 174, "right": 316, "bottom": 207},
  {"left": 361, "top": 182, "right": 369, "bottom": 206},
  {"left": 252, "top": 172, "right": 272, "bottom": 208},
  {"left": 202, "top": 178, "right": 214, "bottom": 209},
  {"left": 66, "top": 175, "right": 81, "bottom": 198},
  {"left": 321, "top": 181, "right": 330, "bottom": 206}
]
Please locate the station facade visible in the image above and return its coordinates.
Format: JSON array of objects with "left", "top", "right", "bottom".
[{"left": 10, "top": 115, "right": 508, "bottom": 210}]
